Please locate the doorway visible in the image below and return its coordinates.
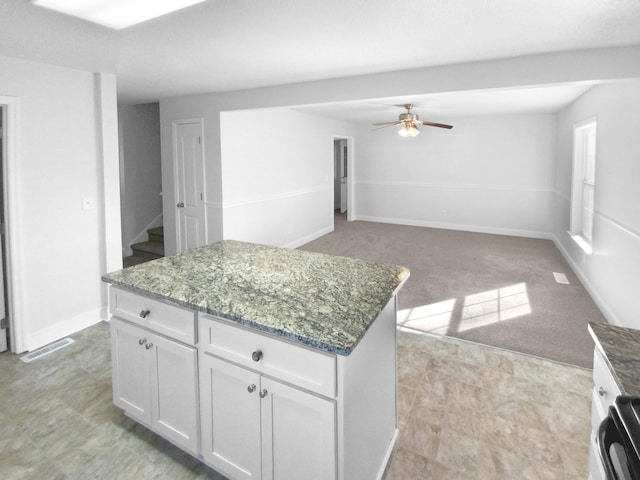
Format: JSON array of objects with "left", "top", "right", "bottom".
[{"left": 333, "top": 138, "right": 349, "bottom": 218}]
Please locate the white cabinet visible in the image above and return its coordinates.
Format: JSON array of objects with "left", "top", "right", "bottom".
[
  {"left": 110, "top": 288, "right": 199, "bottom": 455},
  {"left": 588, "top": 348, "right": 622, "bottom": 480},
  {"left": 199, "top": 324, "right": 337, "bottom": 480},
  {"left": 108, "top": 286, "right": 399, "bottom": 480}
]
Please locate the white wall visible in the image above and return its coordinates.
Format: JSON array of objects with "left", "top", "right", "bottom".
[
  {"left": 160, "top": 46, "right": 640, "bottom": 255},
  {"left": 553, "top": 80, "right": 640, "bottom": 329},
  {"left": 220, "top": 108, "right": 354, "bottom": 247},
  {"left": 354, "top": 114, "right": 556, "bottom": 237},
  {"left": 118, "top": 103, "right": 163, "bottom": 254},
  {"left": 0, "top": 55, "right": 121, "bottom": 352}
]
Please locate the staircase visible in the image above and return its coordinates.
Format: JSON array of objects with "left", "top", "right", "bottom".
[{"left": 123, "top": 226, "right": 165, "bottom": 268}]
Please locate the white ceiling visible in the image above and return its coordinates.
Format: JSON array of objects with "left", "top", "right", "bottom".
[
  {"left": 292, "top": 83, "right": 599, "bottom": 123},
  {"left": 3, "top": 0, "right": 640, "bottom": 116}
]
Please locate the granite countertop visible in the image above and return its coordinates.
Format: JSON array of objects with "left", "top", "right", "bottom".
[
  {"left": 589, "top": 322, "right": 640, "bottom": 397},
  {"left": 103, "top": 240, "right": 409, "bottom": 356}
]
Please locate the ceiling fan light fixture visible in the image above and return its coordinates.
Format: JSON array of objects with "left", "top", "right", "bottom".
[{"left": 398, "top": 124, "right": 420, "bottom": 137}]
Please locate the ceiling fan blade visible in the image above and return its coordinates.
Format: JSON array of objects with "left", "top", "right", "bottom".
[
  {"left": 419, "top": 121, "right": 453, "bottom": 129},
  {"left": 371, "top": 124, "right": 398, "bottom": 131},
  {"left": 372, "top": 121, "right": 402, "bottom": 126}
]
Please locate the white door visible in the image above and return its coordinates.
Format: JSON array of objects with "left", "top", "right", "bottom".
[
  {"left": 174, "top": 120, "right": 206, "bottom": 253},
  {"left": 261, "top": 377, "right": 337, "bottom": 480},
  {"left": 151, "top": 334, "right": 199, "bottom": 455},
  {"left": 338, "top": 140, "right": 348, "bottom": 214},
  {"left": 200, "top": 355, "right": 262, "bottom": 480},
  {"left": 110, "top": 319, "right": 152, "bottom": 424}
]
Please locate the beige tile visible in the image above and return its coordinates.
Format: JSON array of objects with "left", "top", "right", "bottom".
[{"left": 0, "top": 323, "right": 592, "bottom": 479}]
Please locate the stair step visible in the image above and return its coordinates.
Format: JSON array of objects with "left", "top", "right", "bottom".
[
  {"left": 123, "top": 255, "right": 152, "bottom": 268},
  {"left": 131, "top": 240, "right": 164, "bottom": 259},
  {"left": 147, "top": 226, "right": 164, "bottom": 243}
]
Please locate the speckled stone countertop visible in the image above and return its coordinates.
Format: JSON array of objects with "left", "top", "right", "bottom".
[
  {"left": 103, "top": 240, "right": 409, "bottom": 355},
  {"left": 589, "top": 322, "right": 640, "bottom": 397}
]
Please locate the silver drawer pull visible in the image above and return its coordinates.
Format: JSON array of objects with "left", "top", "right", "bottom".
[
  {"left": 247, "top": 384, "right": 256, "bottom": 393},
  {"left": 145, "top": 343, "right": 154, "bottom": 350},
  {"left": 259, "top": 389, "right": 268, "bottom": 399},
  {"left": 252, "top": 350, "right": 263, "bottom": 362},
  {"left": 598, "top": 386, "right": 607, "bottom": 397},
  {"left": 138, "top": 338, "right": 147, "bottom": 346},
  {"left": 139, "top": 310, "right": 150, "bottom": 319}
]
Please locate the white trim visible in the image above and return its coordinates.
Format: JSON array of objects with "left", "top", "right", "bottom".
[
  {"left": 569, "top": 232, "right": 593, "bottom": 255},
  {"left": 282, "top": 225, "right": 334, "bottom": 249},
  {"left": 355, "top": 179, "right": 552, "bottom": 194},
  {"left": 0, "top": 96, "right": 26, "bottom": 353},
  {"left": 222, "top": 185, "right": 331, "bottom": 209},
  {"left": 332, "top": 134, "right": 355, "bottom": 222},
  {"left": 551, "top": 233, "right": 621, "bottom": 326},
  {"left": 353, "top": 214, "right": 552, "bottom": 240},
  {"left": 25, "top": 308, "right": 103, "bottom": 352}
]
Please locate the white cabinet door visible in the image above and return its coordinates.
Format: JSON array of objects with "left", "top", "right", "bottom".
[
  {"left": 152, "top": 333, "right": 199, "bottom": 455},
  {"left": 111, "top": 318, "right": 152, "bottom": 424},
  {"left": 111, "top": 318, "right": 200, "bottom": 454},
  {"left": 261, "top": 378, "right": 337, "bottom": 480},
  {"left": 200, "top": 355, "right": 261, "bottom": 480}
]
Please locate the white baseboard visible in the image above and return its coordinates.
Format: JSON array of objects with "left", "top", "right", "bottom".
[
  {"left": 283, "top": 225, "right": 334, "bottom": 249},
  {"left": 551, "top": 234, "right": 621, "bottom": 326},
  {"left": 376, "top": 428, "right": 399, "bottom": 480},
  {"left": 354, "top": 215, "right": 552, "bottom": 240},
  {"left": 24, "top": 307, "right": 103, "bottom": 353}
]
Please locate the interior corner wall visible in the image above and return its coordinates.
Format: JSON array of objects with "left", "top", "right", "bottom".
[
  {"left": 0, "top": 54, "right": 116, "bottom": 352},
  {"left": 220, "top": 108, "right": 354, "bottom": 248},
  {"left": 353, "top": 114, "right": 556, "bottom": 237},
  {"left": 553, "top": 80, "right": 640, "bottom": 329},
  {"left": 118, "top": 102, "right": 163, "bottom": 255}
]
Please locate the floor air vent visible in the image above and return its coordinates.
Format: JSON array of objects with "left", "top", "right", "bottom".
[
  {"left": 553, "top": 272, "right": 570, "bottom": 285},
  {"left": 20, "top": 338, "right": 75, "bottom": 363}
]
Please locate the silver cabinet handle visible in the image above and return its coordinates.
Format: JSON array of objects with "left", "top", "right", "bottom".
[
  {"left": 145, "top": 343, "right": 154, "bottom": 350},
  {"left": 139, "top": 310, "right": 150, "bottom": 319},
  {"left": 252, "top": 350, "right": 263, "bottom": 362},
  {"left": 598, "top": 386, "right": 607, "bottom": 397},
  {"left": 247, "top": 384, "right": 256, "bottom": 393},
  {"left": 259, "top": 389, "right": 268, "bottom": 398},
  {"left": 138, "top": 338, "right": 147, "bottom": 346},
  {"left": 177, "top": 202, "right": 185, "bottom": 208}
]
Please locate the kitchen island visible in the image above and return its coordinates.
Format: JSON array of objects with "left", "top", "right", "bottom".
[{"left": 103, "top": 240, "right": 409, "bottom": 480}]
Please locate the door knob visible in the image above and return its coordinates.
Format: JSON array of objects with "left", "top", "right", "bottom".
[
  {"left": 138, "top": 338, "right": 147, "bottom": 346},
  {"left": 145, "top": 343, "right": 154, "bottom": 350},
  {"left": 139, "top": 310, "right": 150, "bottom": 319},
  {"left": 177, "top": 202, "right": 185, "bottom": 208},
  {"left": 259, "top": 389, "right": 268, "bottom": 398},
  {"left": 247, "top": 384, "right": 256, "bottom": 393}
]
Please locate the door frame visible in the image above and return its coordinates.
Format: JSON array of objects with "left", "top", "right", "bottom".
[
  {"left": 0, "top": 96, "right": 25, "bottom": 353},
  {"left": 332, "top": 135, "right": 354, "bottom": 221}
]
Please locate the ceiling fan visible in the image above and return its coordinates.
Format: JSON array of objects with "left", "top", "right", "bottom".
[{"left": 372, "top": 104, "right": 453, "bottom": 137}]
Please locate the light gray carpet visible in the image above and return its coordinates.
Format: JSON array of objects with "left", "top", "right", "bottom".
[{"left": 300, "top": 213, "right": 605, "bottom": 368}]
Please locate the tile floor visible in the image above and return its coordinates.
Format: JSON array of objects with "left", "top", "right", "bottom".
[{"left": 0, "top": 322, "right": 592, "bottom": 479}]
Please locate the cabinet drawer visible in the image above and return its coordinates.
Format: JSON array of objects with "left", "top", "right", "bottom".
[
  {"left": 591, "top": 348, "right": 621, "bottom": 429},
  {"left": 199, "top": 314, "right": 336, "bottom": 398},
  {"left": 110, "top": 287, "right": 196, "bottom": 345}
]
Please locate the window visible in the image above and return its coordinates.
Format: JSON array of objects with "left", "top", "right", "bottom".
[{"left": 570, "top": 119, "right": 597, "bottom": 253}]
